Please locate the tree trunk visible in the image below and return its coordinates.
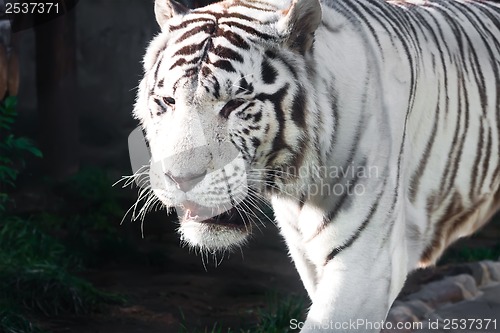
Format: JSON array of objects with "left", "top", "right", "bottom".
[
  {"left": 0, "top": 0, "right": 11, "bottom": 100},
  {"left": 35, "top": 1, "right": 79, "bottom": 178}
]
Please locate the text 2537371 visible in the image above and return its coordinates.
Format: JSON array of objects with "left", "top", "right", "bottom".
[{"left": 5, "top": 2, "right": 59, "bottom": 14}]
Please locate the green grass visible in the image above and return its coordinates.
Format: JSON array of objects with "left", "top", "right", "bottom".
[
  {"left": 438, "top": 213, "right": 500, "bottom": 265},
  {"left": 0, "top": 166, "right": 165, "bottom": 333},
  {"left": 27, "top": 168, "right": 148, "bottom": 269},
  {"left": 0, "top": 307, "right": 47, "bottom": 333},
  {"left": 1, "top": 98, "right": 128, "bottom": 333},
  {"left": 254, "top": 294, "right": 305, "bottom": 333},
  {"left": 180, "top": 323, "right": 231, "bottom": 333},
  {"left": 0, "top": 217, "right": 125, "bottom": 333},
  {"left": 53, "top": 168, "right": 125, "bottom": 234},
  {"left": 439, "top": 243, "right": 500, "bottom": 265}
]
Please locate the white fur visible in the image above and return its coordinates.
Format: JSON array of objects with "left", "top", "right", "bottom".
[{"left": 135, "top": 1, "right": 500, "bottom": 332}]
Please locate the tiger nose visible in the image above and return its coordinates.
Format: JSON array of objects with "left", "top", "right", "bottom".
[{"left": 166, "top": 171, "right": 207, "bottom": 192}]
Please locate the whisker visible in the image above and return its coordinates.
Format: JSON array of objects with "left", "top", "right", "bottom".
[
  {"left": 244, "top": 193, "right": 274, "bottom": 226},
  {"left": 238, "top": 200, "right": 264, "bottom": 232}
]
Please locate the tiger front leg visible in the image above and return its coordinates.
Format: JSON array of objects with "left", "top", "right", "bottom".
[{"left": 299, "top": 216, "right": 409, "bottom": 333}]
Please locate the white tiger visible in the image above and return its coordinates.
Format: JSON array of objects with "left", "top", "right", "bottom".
[{"left": 132, "top": 0, "right": 500, "bottom": 331}]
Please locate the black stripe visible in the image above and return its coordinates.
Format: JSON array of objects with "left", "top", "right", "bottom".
[
  {"left": 324, "top": 170, "right": 363, "bottom": 224},
  {"left": 169, "top": 17, "right": 212, "bottom": 31},
  {"left": 201, "top": 66, "right": 212, "bottom": 77},
  {"left": 442, "top": 66, "right": 470, "bottom": 196},
  {"left": 219, "top": 29, "right": 250, "bottom": 50},
  {"left": 265, "top": 50, "right": 298, "bottom": 80},
  {"left": 261, "top": 58, "right": 277, "bottom": 84},
  {"left": 210, "top": 60, "right": 236, "bottom": 73},
  {"left": 212, "top": 45, "right": 244, "bottom": 62},
  {"left": 153, "top": 98, "right": 167, "bottom": 116},
  {"left": 236, "top": 76, "right": 254, "bottom": 95},
  {"left": 326, "top": 186, "right": 384, "bottom": 263},
  {"left": 176, "top": 23, "right": 215, "bottom": 43},
  {"left": 169, "top": 56, "right": 202, "bottom": 70},
  {"left": 409, "top": 85, "right": 441, "bottom": 203},
  {"left": 220, "top": 21, "right": 275, "bottom": 41},
  {"left": 254, "top": 85, "right": 290, "bottom": 169},
  {"left": 212, "top": 77, "right": 221, "bottom": 99},
  {"left": 325, "top": 83, "right": 339, "bottom": 163},
  {"left": 153, "top": 54, "right": 164, "bottom": 87},
  {"left": 478, "top": 125, "right": 493, "bottom": 193},
  {"left": 291, "top": 86, "right": 307, "bottom": 128},
  {"left": 173, "top": 40, "right": 208, "bottom": 57},
  {"left": 470, "top": 118, "right": 485, "bottom": 199}
]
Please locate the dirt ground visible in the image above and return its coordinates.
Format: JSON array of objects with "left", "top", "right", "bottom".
[{"left": 40, "top": 208, "right": 305, "bottom": 333}]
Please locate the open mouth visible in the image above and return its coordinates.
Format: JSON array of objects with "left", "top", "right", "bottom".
[
  {"left": 177, "top": 200, "right": 252, "bottom": 250},
  {"left": 180, "top": 201, "right": 247, "bottom": 228}
]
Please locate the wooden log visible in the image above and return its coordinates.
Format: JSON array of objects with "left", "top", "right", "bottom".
[
  {"left": 7, "top": 49, "right": 18, "bottom": 96},
  {"left": 0, "top": 43, "right": 7, "bottom": 99}
]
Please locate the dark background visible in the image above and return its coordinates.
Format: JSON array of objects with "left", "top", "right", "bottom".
[{"left": 15, "top": 0, "right": 155, "bottom": 175}]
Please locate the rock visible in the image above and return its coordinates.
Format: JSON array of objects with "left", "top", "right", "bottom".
[
  {"left": 457, "top": 261, "right": 487, "bottom": 286},
  {"left": 383, "top": 305, "right": 419, "bottom": 333},
  {"left": 404, "top": 300, "right": 434, "bottom": 319},
  {"left": 405, "top": 274, "right": 478, "bottom": 308},
  {"left": 475, "top": 281, "right": 500, "bottom": 304},
  {"left": 386, "top": 304, "right": 419, "bottom": 322},
  {"left": 481, "top": 261, "right": 500, "bottom": 284},
  {"left": 390, "top": 262, "right": 500, "bottom": 332}
]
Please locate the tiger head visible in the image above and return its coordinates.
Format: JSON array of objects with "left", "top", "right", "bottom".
[{"left": 133, "top": 0, "right": 322, "bottom": 251}]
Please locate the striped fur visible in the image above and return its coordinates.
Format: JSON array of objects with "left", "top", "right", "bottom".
[{"left": 134, "top": 0, "right": 500, "bottom": 331}]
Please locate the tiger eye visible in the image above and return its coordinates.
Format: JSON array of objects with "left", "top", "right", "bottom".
[{"left": 163, "top": 97, "right": 176, "bottom": 105}]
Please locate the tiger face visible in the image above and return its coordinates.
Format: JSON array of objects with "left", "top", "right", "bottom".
[{"left": 133, "top": 0, "right": 321, "bottom": 251}]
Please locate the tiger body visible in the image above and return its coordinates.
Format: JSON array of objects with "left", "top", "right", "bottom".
[{"left": 134, "top": 0, "right": 500, "bottom": 331}]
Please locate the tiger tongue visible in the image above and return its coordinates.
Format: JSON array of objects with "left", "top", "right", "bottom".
[
  {"left": 185, "top": 208, "right": 204, "bottom": 220},
  {"left": 181, "top": 201, "right": 213, "bottom": 221},
  {"left": 184, "top": 209, "right": 193, "bottom": 220}
]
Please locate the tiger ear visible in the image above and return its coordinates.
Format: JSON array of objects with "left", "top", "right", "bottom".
[
  {"left": 155, "top": 0, "right": 190, "bottom": 28},
  {"left": 277, "top": 0, "right": 322, "bottom": 54}
]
